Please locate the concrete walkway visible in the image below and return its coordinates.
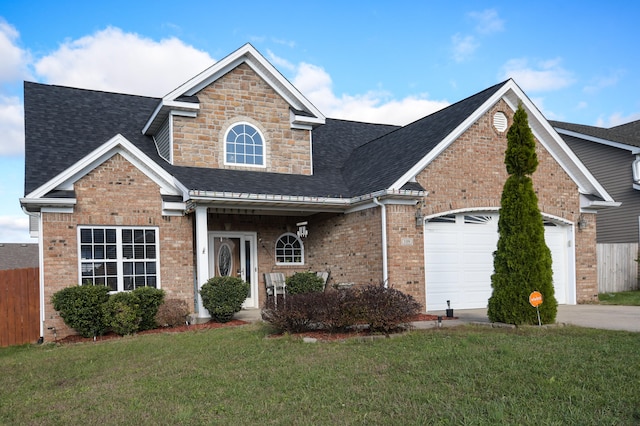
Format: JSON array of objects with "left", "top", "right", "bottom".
[
  {"left": 425, "top": 305, "right": 640, "bottom": 332},
  {"left": 236, "top": 305, "right": 640, "bottom": 332}
]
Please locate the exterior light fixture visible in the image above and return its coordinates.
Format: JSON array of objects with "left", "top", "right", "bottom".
[
  {"left": 296, "top": 221, "right": 308, "bottom": 238},
  {"left": 577, "top": 215, "right": 587, "bottom": 230},
  {"left": 415, "top": 209, "right": 424, "bottom": 227}
]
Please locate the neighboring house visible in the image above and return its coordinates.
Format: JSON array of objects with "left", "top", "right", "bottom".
[
  {"left": 21, "top": 44, "right": 616, "bottom": 341},
  {"left": 552, "top": 120, "right": 640, "bottom": 292},
  {"left": 0, "top": 243, "right": 39, "bottom": 270}
]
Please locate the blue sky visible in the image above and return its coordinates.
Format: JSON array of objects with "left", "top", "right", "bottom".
[{"left": 1, "top": 1, "right": 639, "bottom": 242}]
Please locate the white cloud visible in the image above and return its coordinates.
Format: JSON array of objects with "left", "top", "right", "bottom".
[
  {"left": 0, "top": 95, "right": 24, "bottom": 156},
  {"left": 34, "top": 27, "right": 215, "bottom": 97},
  {"left": 0, "top": 215, "right": 30, "bottom": 243},
  {"left": 500, "top": 58, "right": 575, "bottom": 92},
  {"left": 596, "top": 112, "right": 640, "bottom": 128},
  {"left": 469, "top": 9, "right": 504, "bottom": 34},
  {"left": 292, "top": 61, "right": 448, "bottom": 125},
  {"left": 267, "top": 49, "right": 296, "bottom": 72},
  {"left": 451, "top": 33, "right": 479, "bottom": 63},
  {"left": 583, "top": 70, "right": 625, "bottom": 94},
  {"left": 0, "top": 19, "right": 31, "bottom": 83}
]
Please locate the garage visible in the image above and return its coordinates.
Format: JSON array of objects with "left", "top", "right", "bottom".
[{"left": 424, "top": 212, "right": 571, "bottom": 311}]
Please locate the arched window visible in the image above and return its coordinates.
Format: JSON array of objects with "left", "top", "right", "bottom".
[
  {"left": 224, "top": 122, "right": 264, "bottom": 166},
  {"left": 275, "top": 233, "right": 304, "bottom": 265}
]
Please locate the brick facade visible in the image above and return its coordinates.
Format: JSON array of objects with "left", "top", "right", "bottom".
[
  {"left": 172, "top": 64, "right": 312, "bottom": 175},
  {"left": 416, "top": 99, "right": 597, "bottom": 304},
  {"left": 41, "top": 154, "right": 194, "bottom": 340},
  {"left": 37, "top": 65, "right": 600, "bottom": 341}
]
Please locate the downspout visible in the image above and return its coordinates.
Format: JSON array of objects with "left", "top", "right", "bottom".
[
  {"left": 373, "top": 197, "right": 388, "bottom": 287},
  {"left": 22, "top": 206, "right": 44, "bottom": 342}
]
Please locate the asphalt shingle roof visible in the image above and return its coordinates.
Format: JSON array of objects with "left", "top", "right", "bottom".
[
  {"left": 342, "top": 81, "right": 508, "bottom": 195},
  {"left": 0, "top": 243, "right": 39, "bottom": 270},
  {"left": 551, "top": 120, "right": 640, "bottom": 148},
  {"left": 24, "top": 80, "right": 508, "bottom": 199}
]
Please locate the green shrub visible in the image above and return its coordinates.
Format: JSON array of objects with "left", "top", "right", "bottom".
[
  {"left": 200, "top": 276, "right": 249, "bottom": 323},
  {"left": 488, "top": 103, "right": 557, "bottom": 325},
  {"left": 155, "top": 299, "right": 190, "bottom": 327},
  {"left": 132, "top": 287, "right": 165, "bottom": 331},
  {"left": 286, "top": 272, "right": 325, "bottom": 295},
  {"left": 51, "top": 285, "right": 110, "bottom": 338},
  {"left": 102, "top": 292, "right": 141, "bottom": 336}
]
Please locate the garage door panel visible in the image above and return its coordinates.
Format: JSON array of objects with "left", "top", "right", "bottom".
[{"left": 426, "top": 213, "right": 570, "bottom": 310}]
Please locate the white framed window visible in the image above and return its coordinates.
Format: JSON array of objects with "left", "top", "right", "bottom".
[
  {"left": 275, "top": 233, "right": 304, "bottom": 265},
  {"left": 224, "top": 122, "right": 265, "bottom": 167},
  {"left": 79, "top": 226, "right": 159, "bottom": 291}
]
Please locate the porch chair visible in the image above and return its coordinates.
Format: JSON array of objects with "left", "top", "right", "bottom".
[
  {"left": 264, "top": 272, "right": 286, "bottom": 307},
  {"left": 316, "top": 270, "right": 330, "bottom": 291}
]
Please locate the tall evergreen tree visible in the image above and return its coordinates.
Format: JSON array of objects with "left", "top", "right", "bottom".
[{"left": 488, "top": 103, "right": 558, "bottom": 324}]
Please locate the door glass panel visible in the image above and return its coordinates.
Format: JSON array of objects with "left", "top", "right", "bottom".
[
  {"left": 245, "top": 239, "right": 251, "bottom": 297},
  {"left": 218, "top": 243, "right": 232, "bottom": 276}
]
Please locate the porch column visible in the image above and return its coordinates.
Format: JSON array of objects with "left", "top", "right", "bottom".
[{"left": 195, "top": 206, "right": 209, "bottom": 318}]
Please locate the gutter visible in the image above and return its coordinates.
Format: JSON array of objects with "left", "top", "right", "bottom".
[{"left": 373, "top": 197, "right": 389, "bottom": 288}]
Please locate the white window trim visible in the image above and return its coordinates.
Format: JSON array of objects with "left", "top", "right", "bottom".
[
  {"left": 77, "top": 226, "right": 161, "bottom": 292},
  {"left": 223, "top": 122, "right": 267, "bottom": 168},
  {"left": 275, "top": 232, "right": 304, "bottom": 265}
]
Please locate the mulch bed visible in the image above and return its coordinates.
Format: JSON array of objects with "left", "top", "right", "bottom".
[
  {"left": 56, "top": 319, "right": 249, "bottom": 345},
  {"left": 55, "top": 313, "right": 457, "bottom": 344}
]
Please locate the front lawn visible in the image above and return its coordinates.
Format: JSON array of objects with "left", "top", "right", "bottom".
[
  {"left": 1, "top": 324, "right": 639, "bottom": 425},
  {"left": 599, "top": 289, "right": 640, "bottom": 306}
]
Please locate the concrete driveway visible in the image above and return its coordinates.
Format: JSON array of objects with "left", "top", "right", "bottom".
[{"left": 428, "top": 305, "right": 640, "bottom": 332}]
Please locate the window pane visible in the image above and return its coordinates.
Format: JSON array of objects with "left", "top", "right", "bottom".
[
  {"left": 124, "top": 277, "right": 134, "bottom": 291},
  {"left": 147, "top": 276, "right": 157, "bottom": 288},
  {"left": 107, "top": 277, "right": 117, "bottom": 292},
  {"left": 93, "top": 229, "right": 104, "bottom": 243},
  {"left": 123, "top": 245, "right": 133, "bottom": 259},
  {"left": 146, "top": 245, "right": 156, "bottom": 259},
  {"left": 106, "top": 262, "right": 117, "bottom": 275},
  {"left": 134, "top": 230, "right": 144, "bottom": 243},
  {"left": 81, "top": 245, "right": 92, "bottom": 260},
  {"left": 135, "top": 262, "right": 145, "bottom": 275},
  {"left": 94, "top": 246, "right": 104, "bottom": 260},
  {"left": 146, "top": 262, "right": 156, "bottom": 275},
  {"left": 122, "top": 229, "right": 132, "bottom": 243},
  {"left": 134, "top": 245, "right": 144, "bottom": 259},
  {"left": 106, "top": 229, "right": 117, "bottom": 243},
  {"left": 81, "top": 263, "right": 93, "bottom": 276},
  {"left": 80, "top": 229, "right": 92, "bottom": 243},
  {"left": 106, "top": 245, "right": 117, "bottom": 259},
  {"left": 145, "top": 230, "right": 155, "bottom": 243},
  {"left": 123, "top": 262, "right": 133, "bottom": 275},
  {"left": 135, "top": 276, "right": 145, "bottom": 289}
]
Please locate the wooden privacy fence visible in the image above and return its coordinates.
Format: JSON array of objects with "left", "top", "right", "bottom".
[
  {"left": 0, "top": 267, "right": 39, "bottom": 347},
  {"left": 597, "top": 243, "right": 639, "bottom": 293}
]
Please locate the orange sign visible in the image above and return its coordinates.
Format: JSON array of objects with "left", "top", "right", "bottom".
[{"left": 529, "top": 291, "right": 543, "bottom": 307}]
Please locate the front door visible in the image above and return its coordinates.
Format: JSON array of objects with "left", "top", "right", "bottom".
[{"left": 208, "top": 232, "right": 258, "bottom": 309}]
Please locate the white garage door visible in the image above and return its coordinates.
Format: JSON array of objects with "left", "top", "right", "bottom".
[{"left": 425, "top": 212, "right": 569, "bottom": 311}]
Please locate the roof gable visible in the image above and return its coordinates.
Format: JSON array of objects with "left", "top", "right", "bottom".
[
  {"left": 342, "top": 81, "right": 507, "bottom": 195},
  {"left": 143, "top": 43, "right": 325, "bottom": 135},
  {"left": 23, "top": 82, "right": 162, "bottom": 195}
]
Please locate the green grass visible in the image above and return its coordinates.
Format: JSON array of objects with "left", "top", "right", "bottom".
[
  {"left": 599, "top": 290, "right": 640, "bottom": 305},
  {"left": 1, "top": 324, "right": 639, "bottom": 425}
]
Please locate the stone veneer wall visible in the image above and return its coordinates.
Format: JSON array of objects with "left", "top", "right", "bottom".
[
  {"left": 172, "top": 63, "right": 312, "bottom": 175},
  {"left": 41, "top": 154, "right": 194, "bottom": 340}
]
